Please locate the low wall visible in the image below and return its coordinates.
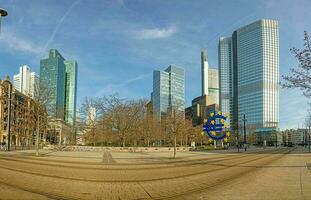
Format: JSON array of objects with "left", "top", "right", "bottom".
[{"left": 44, "top": 145, "right": 191, "bottom": 152}]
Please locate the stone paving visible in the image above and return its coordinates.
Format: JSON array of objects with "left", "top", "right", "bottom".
[{"left": 0, "top": 147, "right": 309, "bottom": 200}]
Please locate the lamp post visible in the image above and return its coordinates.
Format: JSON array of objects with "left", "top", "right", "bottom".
[
  {"left": 309, "top": 132, "right": 310, "bottom": 153},
  {"left": 242, "top": 114, "right": 247, "bottom": 151},
  {"left": 0, "top": 8, "right": 8, "bottom": 32}
]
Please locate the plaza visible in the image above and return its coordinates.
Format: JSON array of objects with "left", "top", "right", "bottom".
[{"left": 0, "top": 147, "right": 310, "bottom": 200}]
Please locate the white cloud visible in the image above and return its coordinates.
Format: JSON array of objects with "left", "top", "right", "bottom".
[
  {"left": 134, "top": 25, "right": 177, "bottom": 39},
  {"left": 0, "top": 28, "right": 42, "bottom": 55}
]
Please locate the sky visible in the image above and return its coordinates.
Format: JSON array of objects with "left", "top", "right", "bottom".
[{"left": 0, "top": 0, "right": 310, "bottom": 130}]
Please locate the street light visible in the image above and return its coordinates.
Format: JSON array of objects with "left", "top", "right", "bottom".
[
  {"left": 242, "top": 114, "right": 247, "bottom": 151},
  {"left": 0, "top": 8, "right": 8, "bottom": 32}
]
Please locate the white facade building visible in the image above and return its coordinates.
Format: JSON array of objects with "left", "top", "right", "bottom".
[
  {"left": 13, "top": 65, "right": 39, "bottom": 98},
  {"left": 201, "top": 50, "right": 209, "bottom": 96},
  {"left": 208, "top": 68, "right": 219, "bottom": 105}
]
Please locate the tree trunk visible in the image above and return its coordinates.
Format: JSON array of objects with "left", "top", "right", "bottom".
[
  {"left": 173, "top": 134, "right": 176, "bottom": 159},
  {"left": 36, "top": 111, "right": 39, "bottom": 157},
  {"left": 122, "top": 137, "right": 125, "bottom": 147},
  {"left": 186, "top": 136, "right": 188, "bottom": 146}
]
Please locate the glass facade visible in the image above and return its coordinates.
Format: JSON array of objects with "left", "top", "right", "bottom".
[
  {"left": 219, "top": 19, "right": 279, "bottom": 133},
  {"left": 40, "top": 49, "right": 78, "bottom": 126},
  {"left": 64, "top": 60, "right": 78, "bottom": 126},
  {"left": 152, "top": 65, "right": 185, "bottom": 119},
  {"left": 40, "top": 49, "right": 66, "bottom": 119},
  {"left": 218, "top": 37, "right": 232, "bottom": 118},
  {"left": 235, "top": 19, "right": 279, "bottom": 130}
]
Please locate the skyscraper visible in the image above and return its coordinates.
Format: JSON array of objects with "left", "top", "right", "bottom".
[
  {"left": 208, "top": 68, "right": 219, "bottom": 105},
  {"left": 64, "top": 60, "right": 78, "bottom": 126},
  {"left": 218, "top": 37, "right": 232, "bottom": 118},
  {"left": 13, "top": 65, "right": 39, "bottom": 98},
  {"left": 219, "top": 19, "right": 279, "bottom": 135},
  {"left": 201, "top": 50, "right": 209, "bottom": 96},
  {"left": 40, "top": 49, "right": 78, "bottom": 126},
  {"left": 152, "top": 64, "right": 185, "bottom": 119},
  {"left": 40, "top": 49, "right": 66, "bottom": 119}
]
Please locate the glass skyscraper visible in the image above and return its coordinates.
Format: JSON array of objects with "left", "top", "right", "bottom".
[
  {"left": 218, "top": 37, "right": 232, "bottom": 118},
  {"left": 40, "top": 49, "right": 78, "bottom": 126},
  {"left": 40, "top": 49, "right": 66, "bottom": 119},
  {"left": 152, "top": 65, "right": 185, "bottom": 119},
  {"left": 64, "top": 60, "right": 78, "bottom": 126},
  {"left": 219, "top": 19, "right": 279, "bottom": 134}
]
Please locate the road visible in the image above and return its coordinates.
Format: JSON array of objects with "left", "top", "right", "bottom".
[{"left": 0, "top": 147, "right": 309, "bottom": 200}]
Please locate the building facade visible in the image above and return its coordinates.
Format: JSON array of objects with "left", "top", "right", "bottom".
[
  {"left": 0, "top": 76, "right": 47, "bottom": 147},
  {"left": 64, "top": 60, "right": 78, "bottom": 126},
  {"left": 13, "top": 65, "right": 39, "bottom": 98},
  {"left": 219, "top": 19, "right": 279, "bottom": 137},
  {"left": 186, "top": 50, "right": 219, "bottom": 126},
  {"left": 201, "top": 49, "right": 209, "bottom": 96},
  {"left": 152, "top": 65, "right": 185, "bottom": 119},
  {"left": 208, "top": 68, "right": 219, "bottom": 105},
  {"left": 40, "top": 49, "right": 66, "bottom": 119},
  {"left": 282, "top": 129, "right": 308, "bottom": 146},
  {"left": 40, "top": 49, "right": 77, "bottom": 126},
  {"left": 218, "top": 37, "right": 232, "bottom": 119}
]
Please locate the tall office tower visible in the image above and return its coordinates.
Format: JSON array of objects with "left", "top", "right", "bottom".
[
  {"left": 13, "top": 65, "right": 39, "bottom": 97},
  {"left": 40, "top": 49, "right": 66, "bottom": 119},
  {"left": 208, "top": 69, "right": 219, "bottom": 105},
  {"left": 64, "top": 60, "right": 78, "bottom": 126},
  {"left": 218, "top": 37, "right": 232, "bottom": 119},
  {"left": 219, "top": 19, "right": 279, "bottom": 134},
  {"left": 40, "top": 49, "right": 78, "bottom": 126},
  {"left": 152, "top": 64, "right": 185, "bottom": 119},
  {"left": 30, "top": 72, "right": 39, "bottom": 98},
  {"left": 201, "top": 50, "right": 209, "bottom": 95}
]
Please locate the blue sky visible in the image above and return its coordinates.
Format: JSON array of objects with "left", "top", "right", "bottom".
[{"left": 0, "top": 0, "right": 310, "bottom": 130}]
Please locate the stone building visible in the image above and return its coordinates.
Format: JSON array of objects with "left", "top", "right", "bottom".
[{"left": 0, "top": 76, "right": 47, "bottom": 148}]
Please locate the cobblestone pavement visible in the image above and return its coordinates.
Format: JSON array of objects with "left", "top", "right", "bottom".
[{"left": 0, "top": 147, "right": 309, "bottom": 200}]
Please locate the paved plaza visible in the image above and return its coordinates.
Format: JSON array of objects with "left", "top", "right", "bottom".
[{"left": 0, "top": 147, "right": 310, "bottom": 200}]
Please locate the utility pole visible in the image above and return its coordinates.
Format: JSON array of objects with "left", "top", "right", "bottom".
[
  {"left": 242, "top": 114, "right": 247, "bottom": 151},
  {"left": 6, "top": 81, "right": 12, "bottom": 151}
]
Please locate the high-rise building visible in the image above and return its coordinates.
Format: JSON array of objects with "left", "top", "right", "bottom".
[
  {"left": 64, "top": 60, "right": 78, "bottom": 126},
  {"left": 185, "top": 50, "right": 219, "bottom": 126},
  {"left": 152, "top": 64, "right": 185, "bottom": 119},
  {"left": 201, "top": 50, "right": 209, "bottom": 96},
  {"left": 13, "top": 65, "right": 39, "bottom": 98},
  {"left": 219, "top": 19, "right": 279, "bottom": 135},
  {"left": 218, "top": 37, "right": 232, "bottom": 118},
  {"left": 40, "top": 49, "right": 66, "bottom": 119},
  {"left": 40, "top": 49, "right": 78, "bottom": 126},
  {"left": 208, "top": 68, "right": 219, "bottom": 105}
]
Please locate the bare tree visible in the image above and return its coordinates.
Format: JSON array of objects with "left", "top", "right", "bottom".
[
  {"left": 283, "top": 31, "right": 311, "bottom": 98},
  {"left": 33, "top": 81, "right": 53, "bottom": 156},
  {"left": 78, "top": 97, "right": 102, "bottom": 146},
  {"left": 164, "top": 107, "right": 185, "bottom": 158}
]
